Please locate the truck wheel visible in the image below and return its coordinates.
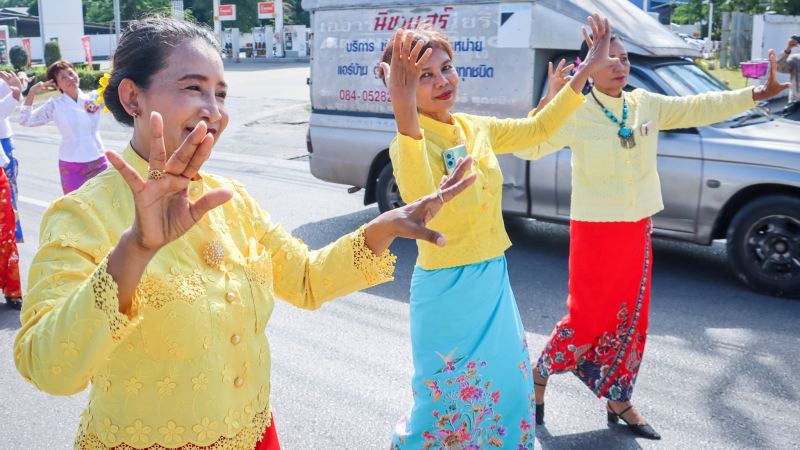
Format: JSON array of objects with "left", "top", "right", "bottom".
[
  {"left": 376, "top": 163, "right": 405, "bottom": 213},
  {"left": 726, "top": 195, "right": 800, "bottom": 298}
]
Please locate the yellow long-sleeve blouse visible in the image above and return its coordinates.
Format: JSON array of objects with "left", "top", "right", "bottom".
[
  {"left": 390, "top": 86, "right": 584, "bottom": 270},
  {"left": 516, "top": 86, "right": 757, "bottom": 222},
  {"left": 14, "top": 146, "right": 396, "bottom": 449}
]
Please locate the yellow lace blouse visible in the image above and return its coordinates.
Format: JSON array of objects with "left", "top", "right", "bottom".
[
  {"left": 516, "top": 87, "right": 757, "bottom": 222},
  {"left": 14, "top": 146, "right": 396, "bottom": 449},
  {"left": 389, "top": 86, "right": 585, "bottom": 270}
]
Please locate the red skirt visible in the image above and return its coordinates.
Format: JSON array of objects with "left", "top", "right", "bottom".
[
  {"left": 254, "top": 416, "right": 281, "bottom": 450},
  {"left": 536, "top": 218, "right": 652, "bottom": 402},
  {"left": 0, "top": 170, "right": 20, "bottom": 298}
]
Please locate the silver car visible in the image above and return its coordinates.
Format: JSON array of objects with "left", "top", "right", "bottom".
[{"left": 308, "top": 54, "right": 800, "bottom": 298}]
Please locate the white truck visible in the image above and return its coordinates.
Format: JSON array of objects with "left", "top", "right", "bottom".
[{"left": 302, "top": 0, "right": 800, "bottom": 297}]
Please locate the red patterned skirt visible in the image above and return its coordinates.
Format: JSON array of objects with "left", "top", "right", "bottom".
[
  {"left": 0, "top": 169, "right": 21, "bottom": 298},
  {"left": 536, "top": 218, "right": 652, "bottom": 402}
]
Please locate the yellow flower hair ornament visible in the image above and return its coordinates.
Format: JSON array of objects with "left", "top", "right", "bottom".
[{"left": 96, "top": 71, "right": 111, "bottom": 112}]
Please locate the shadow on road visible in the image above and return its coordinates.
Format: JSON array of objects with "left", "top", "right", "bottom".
[
  {"left": 291, "top": 208, "right": 800, "bottom": 447},
  {"left": 536, "top": 425, "right": 645, "bottom": 450}
]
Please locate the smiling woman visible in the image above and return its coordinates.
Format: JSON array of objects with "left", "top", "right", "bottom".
[
  {"left": 377, "top": 17, "right": 614, "bottom": 449},
  {"left": 13, "top": 16, "right": 478, "bottom": 450},
  {"left": 18, "top": 60, "right": 108, "bottom": 194}
]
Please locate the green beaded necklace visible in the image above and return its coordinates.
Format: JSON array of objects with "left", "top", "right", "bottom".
[{"left": 591, "top": 90, "right": 636, "bottom": 149}]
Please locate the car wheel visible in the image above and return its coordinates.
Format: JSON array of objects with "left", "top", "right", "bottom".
[
  {"left": 726, "top": 195, "right": 800, "bottom": 298},
  {"left": 376, "top": 163, "right": 405, "bottom": 213}
]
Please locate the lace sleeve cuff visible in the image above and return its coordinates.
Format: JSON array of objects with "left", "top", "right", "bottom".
[
  {"left": 352, "top": 225, "right": 397, "bottom": 286},
  {"left": 90, "top": 258, "right": 144, "bottom": 342}
]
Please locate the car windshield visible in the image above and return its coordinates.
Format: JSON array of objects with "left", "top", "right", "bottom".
[{"left": 654, "top": 63, "right": 769, "bottom": 127}]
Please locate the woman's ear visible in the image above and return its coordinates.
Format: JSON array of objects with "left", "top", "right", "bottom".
[{"left": 117, "top": 78, "right": 141, "bottom": 118}]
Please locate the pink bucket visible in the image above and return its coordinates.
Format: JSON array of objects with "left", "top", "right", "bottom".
[{"left": 741, "top": 61, "right": 768, "bottom": 79}]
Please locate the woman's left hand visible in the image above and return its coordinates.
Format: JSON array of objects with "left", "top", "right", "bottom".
[
  {"left": 538, "top": 58, "right": 574, "bottom": 109},
  {"left": 364, "top": 156, "right": 478, "bottom": 253},
  {"left": 753, "top": 49, "right": 791, "bottom": 101}
]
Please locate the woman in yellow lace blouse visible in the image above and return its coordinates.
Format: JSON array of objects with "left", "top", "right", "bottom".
[{"left": 14, "top": 17, "right": 475, "bottom": 450}]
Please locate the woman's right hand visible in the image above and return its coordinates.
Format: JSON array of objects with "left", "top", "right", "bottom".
[
  {"left": 27, "top": 80, "right": 54, "bottom": 96},
  {"left": 565, "top": 14, "right": 617, "bottom": 94},
  {"left": 106, "top": 112, "right": 233, "bottom": 254},
  {"left": 379, "top": 29, "right": 432, "bottom": 109}
]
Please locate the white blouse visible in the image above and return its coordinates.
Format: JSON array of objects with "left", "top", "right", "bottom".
[
  {"left": 0, "top": 80, "right": 19, "bottom": 141},
  {"left": 19, "top": 90, "right": 105, "bottom": 163}
]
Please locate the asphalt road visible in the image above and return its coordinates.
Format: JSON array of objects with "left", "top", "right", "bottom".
[{"left": 0, "top": 62, "right": 798, "bottom": 450}]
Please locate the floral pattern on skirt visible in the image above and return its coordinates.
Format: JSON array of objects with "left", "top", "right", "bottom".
[
  {"left": 0, "top": 169, "right": 21, "bottom": 297},
  {"left": 392, "top": 256, "right": 536, "bottom": 450},
  {"left": 536, "top": 218, "right": 652, "bottom": 402},
  {"left": 1, "top": 137, "right": 22, "bottom": 242}
]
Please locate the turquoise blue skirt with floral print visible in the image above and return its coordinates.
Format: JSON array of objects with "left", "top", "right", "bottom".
[{"left": 391, "top": 256, "right": 536, "bottom": 450}]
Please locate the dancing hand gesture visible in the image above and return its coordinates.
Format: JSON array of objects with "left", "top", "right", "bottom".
[
  {"left": 539, "top": 58, "right": 575, "bottom": 107},
  {"left": 578, "top": 14, "right": 618, "bottom": 76},
  {"left": 26, "top": 80, "right": 55, "bottom": 96},
  {"left": 0, "top": 71, "right": 22, "bottom": 98},
  {"left": 366, "top": 156, "right": 477, "bottom": 251},
  {"left": 379, "top": 29, "right": 433, "bottom": 109},
  {"left": 379, "top": 29, "right": 435, "bottom": 139},
  {"left": 106, "top": 112, "right": 233, "bottom": 253},
  {"left": 752, "top": 49, "right": 791, "bottom": 101}
]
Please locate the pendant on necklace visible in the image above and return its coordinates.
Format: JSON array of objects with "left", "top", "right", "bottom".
[
  {"left": 618, "top": 126, "right": 636, "bottom": 149},
  {"left": 202, "top": 239, "right": 225, "bottom": 269}
]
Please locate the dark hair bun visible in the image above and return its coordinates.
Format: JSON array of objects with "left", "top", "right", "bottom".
[{"left": 104, "top": 16, "right": 218, "bottom": 126}]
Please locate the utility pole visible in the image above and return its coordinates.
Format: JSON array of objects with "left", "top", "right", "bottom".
[
  {"left": 275, "top": 0, "right": 284, "bottom": 57},
  {"left": 113, "top": 0, "right": 121, "bottom": 41},
  {"left": 171, "top": 1, "right": 184, "bottom": 20},
  {"left": 37, "top": 0, "right": 45, "bottom": 55},
  {"left": 213, "top": 0, "right": 221, "bottom": 44},
  {"left": 705, "top": 0, "right": 713, "bottom": 40}
]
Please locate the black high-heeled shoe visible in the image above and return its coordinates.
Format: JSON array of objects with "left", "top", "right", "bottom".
[
  {"left": 5, "top": 296, "right": 22, "bottom": 310},
  {"left": 607, "top": 403, "right": 661, "bottom": 440}
]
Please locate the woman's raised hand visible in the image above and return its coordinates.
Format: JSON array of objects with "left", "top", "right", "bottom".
[
  {"left": 364, "top": 156, "right": 477, "bottom": 253},
  {"left": 752, "top": 49, "right": 791, "bottom": 101},
  {"left": 379, "top": 29, "right": 434, "bottom": 139},
  {"left": 379, "top": 29, "right": 433, "bottom": 109},
  {"left": 106, "top": 112, "right": 233, "bottom": 253},
  {"left": 539, "top": 58, "right": 575, "bottom": 107},
  {"left": 27, "top": 80, "right": 54, "bottom": 96},
  {"left": 563, "top": 14, "right": 618, "bottom": 94},
  {"left": 579, "top": 14, "right": 617, "bottom": 74},
  {"left": 0, "top": 71, "right": 22, "bottom": 93}
]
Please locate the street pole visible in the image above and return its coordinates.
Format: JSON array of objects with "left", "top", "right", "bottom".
[
  {"left": 707, "top": 1, "right": 713, "bottom": 41},
  {"left": 37, "top": 0, "right": 45, "bottom": 59},
  {"left": 171, "top": 1, "right": 184, "bottom": 20},
  {"left": 643, "top": 0, "right": 650, "bottom": 13},
  {"left": 275, "top": 0, "right": 284, "bottom": 57},
  {"left": 213, "top": 0, "right": 221, "bottom": 45},
  {"left": 113, "top": 0, "right": 121, "bottom": 42}
]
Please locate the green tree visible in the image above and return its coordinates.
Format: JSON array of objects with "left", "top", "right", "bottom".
[
  {"left": 44, "top": 41, "right": 61, "bottom": 66},
  {"left": 9, "top": 44, "right": 27, "bottom": 70},
  {"left": 83, "top": 0, "right": 172, "bottom": 25}
]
